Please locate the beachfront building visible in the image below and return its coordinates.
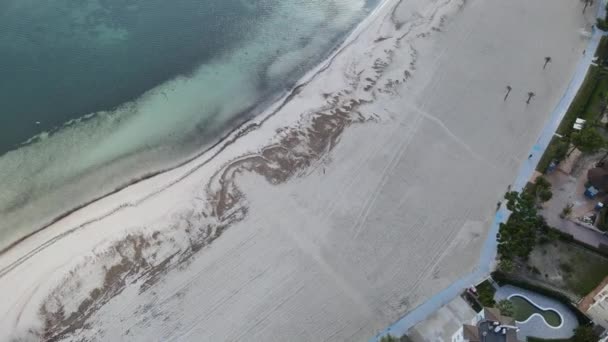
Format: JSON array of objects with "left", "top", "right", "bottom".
[
  {"left": 406, "top": 296, "right": 482, "bottom": 342},
  {"left": 458, "top": 308, "right": 518, "bottom": 342},
  {"left": 587, "top": 282, "right": 608, "bottom": 329},
  {"left": 579, "top": 276, "right": 608, "bottom": 330},
  {"left": 406, "top": 297, "right": 518, "bottom": 342}
]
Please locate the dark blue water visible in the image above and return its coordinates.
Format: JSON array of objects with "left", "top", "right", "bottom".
[
  {"left": 0, "top": 0, "right": 262, "bottom": 155},
  {"left": 0, "top": 0, "right": 380, "bottom": 249}
]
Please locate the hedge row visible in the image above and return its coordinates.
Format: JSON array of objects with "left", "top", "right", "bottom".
[{"left": 491, "top": 271, "right": 592, "bottom": 325}]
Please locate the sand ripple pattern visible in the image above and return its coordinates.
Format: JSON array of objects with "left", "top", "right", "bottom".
[{"left": 3, "top": 0, "right": 466, "bottom": 340}]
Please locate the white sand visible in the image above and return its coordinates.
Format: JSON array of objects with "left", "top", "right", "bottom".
[
  {"left": 0, "top": 0, "right": 595, "bottom": 341},
  {"left": 0, "top": 0, "right": 368, "bottom": 250}
]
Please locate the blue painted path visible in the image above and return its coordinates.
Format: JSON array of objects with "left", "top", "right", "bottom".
[{"left": 372, "top": 3, "right": 606, "bottom": 340}]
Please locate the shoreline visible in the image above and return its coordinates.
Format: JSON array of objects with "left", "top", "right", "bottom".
[
  {"left": 0, "top": 0, "right": 595, "bottom": 340},
  {"left": 0, "top": 0, "right": 452, "bottom": 328},
  {"left": 0, "top": 0, "right": 388, "bottom": 256}
]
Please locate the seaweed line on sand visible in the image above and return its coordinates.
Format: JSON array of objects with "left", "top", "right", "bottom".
[
  {"left": 37, "top": 87, "right": 372, "bottom": 342},
  {"left": 6, "top": 0, "right": 462, "bottom": 339}
]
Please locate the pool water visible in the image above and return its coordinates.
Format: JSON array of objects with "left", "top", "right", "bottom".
[{"left": 509, "top": 295, "right": 562, "bottom": 327}]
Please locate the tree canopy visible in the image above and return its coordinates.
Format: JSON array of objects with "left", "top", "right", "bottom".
[
  {"left": 496, "top": 299, "right": 514, "bottom": 317},
  {"left": 571, "top": 127, "right": 605, "bottom": 154},
  {"left": 571, "top": 325, "right": 599, "bottom": 342},
  {"left": 498, "top": 191, "right": 541, "bottom": 261},
  {"left": 532, "top": 176, "right": 553, "bottom": 203}
]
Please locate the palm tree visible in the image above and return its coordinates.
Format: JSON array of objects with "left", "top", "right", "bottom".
[
  {"left": 504, "top": 85, "right": 512, "bottom": 101},
  {"left": 543, "top": 56, "right": 552, "bottom": 69},
  {"left": 526, "top": 92, "right": 535, "bottom": 104}
]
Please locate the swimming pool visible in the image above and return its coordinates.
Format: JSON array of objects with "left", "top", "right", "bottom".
[{"left": 509, "top": 295, "right": 562, "bottom": 327}]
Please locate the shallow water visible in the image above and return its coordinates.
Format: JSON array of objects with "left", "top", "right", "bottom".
[
  {"left": 0, "top": 0, "right": 254, "bottom": 153},
  {"left": 0, "top": 0, "right": 377, "bottom": 249}
]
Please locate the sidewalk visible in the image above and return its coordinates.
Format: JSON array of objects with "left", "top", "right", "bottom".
[{"left": 550, "top": 216, "right": 608, "bottom": 248}]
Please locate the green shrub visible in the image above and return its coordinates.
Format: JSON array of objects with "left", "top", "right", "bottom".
[
  {"left": 598, "top": 18, "right": 608, "bottom": 32},
  {"left": 572, "top": 324, "right": 599, "bottom": 342},
  {"left": 537, "top": 137, "right": 569, "bottom": 173},
  {"left": 597, "top": 36, "right": 608, "bottom": 62},
  {"left": 476, "top": 281, "right": 496, "bottom": 307},
  {"left": 380, "top": 335, "right": 399, "bottom": 342},
  {"left": 498, "top": 191, "right": 541, "bottom": 260},
  {"left": 557, "top": 67, "right": 601, "bottom": 135},
  {"left": 498, "top": 259, "right": 515, "bottom": 273},
  {"left": 497, "top": 299, "right": 515, "bottom": 317}
]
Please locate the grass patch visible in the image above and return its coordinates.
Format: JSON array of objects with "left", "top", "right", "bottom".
[
  {"left": 562, "top": 244, "right": 608, "bottom": 296},
  {"left": 525, "top": 240, "right": 608, "bottom": 296},
  {"left": 556, "top": 66, "right": 601, "bottom": 135},
  {"left": 597, "top": 36, "right": 608, "bottom": 68},
  {"left": 536, "top": 136, "right": 569, "bottom": 172},
  {"left": 581, "top": 71, "right": 608, "bottom": 123},
  {"left": 537, "top": 66, "right": 608, "bottom": 173},
  {"left": 596, "top": 36, "right": 608, "bottom": 60},
  {"left": 537, "top": 67, "right": 600, "bottom": 172},
  {"left": 475, "top": 280, "right": 496, "bottom": 307}
]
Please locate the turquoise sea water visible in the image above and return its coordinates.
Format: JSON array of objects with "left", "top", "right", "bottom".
[
  {"left": 0, "top": 0, "right": 255, "bottom": 154},
  {"left": 0, "top": 0, "right": 377, "bottom": 249}
]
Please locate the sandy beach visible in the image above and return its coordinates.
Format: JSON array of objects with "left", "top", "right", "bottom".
[{"left": 0, "top": 0, "right": 595, "bottom": 341}]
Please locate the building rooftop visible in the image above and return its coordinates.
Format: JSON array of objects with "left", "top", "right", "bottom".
[
  {"left": 477, "top": 320, "right": 517, "bottom": 342},
  {"left": 463, "top": 324, "right": 480, "bottom": 341},
  {"left": 406, "top": 296, "right": 478, "bottom": 342},
  {"left": 462, "top": 308, "right": 518, "bottom": 342},
  {"left": 588, "top": 164, "right": 608, "bottom": 192},
  {"left": 483, "top": 307, "right": 515, "bottom": 326}
]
